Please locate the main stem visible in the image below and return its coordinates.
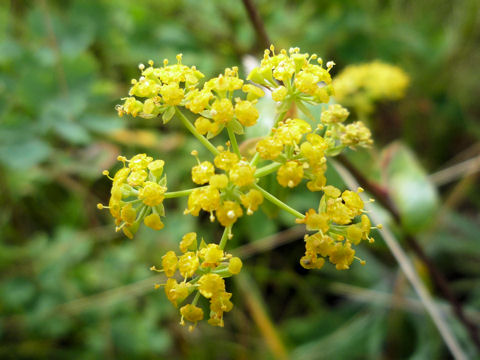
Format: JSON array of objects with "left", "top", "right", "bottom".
[
  {"left": 175, "top": 107, "right": 219, "bottom": 156},
  {"left": 254, "top": 184, "right": 304, "bottom": 219}
]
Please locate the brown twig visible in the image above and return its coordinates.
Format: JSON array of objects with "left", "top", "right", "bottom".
[
  {"left": 337, "top": 155, "right": 480, "bottom": 352},
  {"left": 241, "top": 0, "right": 271, "bottom": 49}
]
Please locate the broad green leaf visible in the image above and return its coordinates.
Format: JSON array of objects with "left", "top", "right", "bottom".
[
  {"left": 0, "top": 138, "right": 52, "bottom": 169},
  {"left": 54, "top": 120, "right": 91, "bottom": 145},
  {"left": 383, "top": 142, "right": 439, "bottom": 233}
]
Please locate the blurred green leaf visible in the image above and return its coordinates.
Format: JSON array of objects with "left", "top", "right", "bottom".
[
  {"left": 0, "top": 138, "right": 52, "bottom": 169},
  {"left": 383, "top": 142, "right": 439, "bottom": 233}
]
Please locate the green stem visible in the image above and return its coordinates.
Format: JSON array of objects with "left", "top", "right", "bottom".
[
  {"left": 191, "top": 291, "right": 201, "bottom": 306},
  {"left": 175, "top": 107, "right": 219, "bottom": 156},
  {"left": 218, "top": 226, "right": 231, "bottom": 250},
  {"left": 254, "top": 184, "right": 305, "bottom": 219},
  {"left": 227, "top": 125, "right": 241, "bottom": 157},
  {"left": 254, "top": 162, "right": 282, "bottom": 177},
  {"left": 164, "top": 187, "right": 206, "bottom": 199}
]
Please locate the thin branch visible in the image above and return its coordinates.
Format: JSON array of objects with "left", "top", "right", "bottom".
[
  {"left": 332, "top": 159, "right": 468, "bottom": 360},
  {"left": 337, "top": 155, "right": 480, "bottom": 353},
  {"left": 241, "top": 0, "right": 271, "bottom": 49},
  {"left": 429, "top": 153, "right": 480, "bottom": 186},
  {"left": 329, "top": 282, "right": 480, "bottom": 324}
]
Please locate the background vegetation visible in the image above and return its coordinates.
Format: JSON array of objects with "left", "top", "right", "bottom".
[{"left": 1, "top": 0, "right": 479, "bottom": 358}]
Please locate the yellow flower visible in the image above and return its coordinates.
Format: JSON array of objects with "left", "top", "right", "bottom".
[
  {"left": 160, "top": 82, "right": 184, "bottom": 105},
  {"left": 165, "top": 278, "right": 191, "bottom": 307},
  {"left": 178, "top": 252, "right": 200, "bottom": 278},
  {"left": 334, "top": 61, "right": 409, "bottom": 104},
  {"left": 147, "top": 160, "right": 165, "bottom": 178},
  {"left": 162, "top": 251, "right": 178, "bottom": 277},
  {"left": 277, "top": 161, "right": 304, "bottom": 188},
  {"left": 191, "top": 161, "right": 215, "bottom": 185},
  {"left": 211, "top": 98, "right": 234, "bottom": 124},
  {"left": 138, "top": 181, "right": 166, "bottom": 207},
  {"left": 144, "top": 213, "right": 164, "bottom": 230},
  {"left": 346, "top": 224, "right": 363, "bottom": 245},
  {"left": 209, "top": 174, "right": 229, "bottom": 189},
  {"left": 120, "top": 203, "right": 136, "bottom": 225},
  {"left": 271, "top": 86, "right": 288, "bottom": 102},
  {"left": 274, "top": 119, "right": 311, "bottom": 146},
  {"left": 180, "top": 304, "right": 204, "bottom": 325},
  {"left": 112, "top": 167, "right": 130, "bottom": 184},
  {"left": 329, "top": 241, "right": 355, "bottom": 270},
  {"left": 256, "top": 137, "right": 283, "bottom": 160},
  {"left": 323, "top": 185, "right": 341, "bottom": 198},
  {"left": 242, "top": 84, "right": 265, "bottom": 101},
  {"left": 229, "top": 161, "right": 255, "bottom": 187},
  {"left": 300, "top": 252, "right": 325, "bottom": 269},
  {"left": 127, "top": 170, "right": 148, "bottom": 187},
  {"left": 210, "top": 291, "right": 233, "bottom": 314},
  {"left": 294, "top": 71, "right": 318, "bottom": 94},
  {"left": 360, "top": 214, "right": 373, "bottom": 243},
  {"left": 300, "top": 133, "right": 327, "bottom": 169},
  {"left": 321, "top": 104, "right": 349, "bottom": 124},
  {"left": 199, "top": 186, "right": 221, "bottom": 213},
  {"left": 228, "top": 257, "right": 243, "bottom": 274},
  {"left": 216, "top": 201, "right": 243, "bottom": 227},
  {"left": 342, "top": 189, "right": 364, "bottom": 217},
  {"left": 198, "top": 273, "right": 225, "bottom": 298},
  {"left": 340, "top": 121, "right": 373, "bottom": 148},
  {"left": 326, "top": 199, "right": 353, "bottom": 225},
  {"left": 120, "top": 97, "right": 143, "bottom": 117},
  {"left": 305, "top": 233, "right": 335, "bottom": 257},
  {"left": 199, "top": 244, "right": 224, "bottom": 268},
  {"left": 128, "top": 153, "right": 153, "bottom": 171},
  {"left": 240, "top": 189, "right": 264, "bottom": 214},
  {"left": 186, "top": 89, "right": 213, "bottom": 114},
  {"left": 296, "top": 209, "right": 329, "bottom": 232},
  {"left": 180, "top": 232, "right": 197, "bottom": 253},
  {"left": 234, "top": 100, "right": 259, "bottom": 127},
  {"left": 214, "top": 150, "right": 239, "bottom": 171},
  {"left": 194, "top": 117, "right": 214, "bottom": 135},
  {"left": 306, "top": 170, "right": 327, "bottom": 192},
  {"left": 185, "top": 187, "right": 221, "bottom": 216}
]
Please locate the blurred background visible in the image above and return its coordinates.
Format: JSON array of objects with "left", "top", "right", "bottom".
[{"left": 1, "top": 0, "right": 479, "bottom": 358}]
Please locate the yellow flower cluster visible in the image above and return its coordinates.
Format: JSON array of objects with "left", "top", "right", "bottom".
[
  {"left": 116, "top": 55, "right": 204, "bottom": 119},
  {"left": 97, "top": 154, "right": 167, "bottom": 239},
  {"left": 185, "top": 149, "right": 264, "bottom": 227},
  {"left": 255, "top": 103, "right": 372, "bottom": 191},
  {"left": 153, "top": 232, "right": 243, "bottom": 330},
  {"left": 247, "top": 46, "right": 335, "bottom": 106},
  {"left": 100, "top": 47, "right": 397, "bottom": 329},
  {"left": 296, "top": 185, "right": 378, "bottom": 270},
  {"left": 116, "top": 54, "right": 261, "bottom": 139},
  {"left": 333, "top": 61, "right": 410, "bottom": 115}
]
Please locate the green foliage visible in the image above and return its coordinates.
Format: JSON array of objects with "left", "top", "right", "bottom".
[{"left": 383, "top": 142, "right": 439, "bottom": 233}]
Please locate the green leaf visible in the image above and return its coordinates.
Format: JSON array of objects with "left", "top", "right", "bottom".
[
  {"left": 0, "top": 138, "right": 52, "bottom": 169},
  {"left": 383, "top": 142, "right": 439, "bottom": 233},
  {"left": 162, "top": 106, "right": 175, "bottom": 124},
  {"left": 229, "top": 118, "right": 244, "bottom": 135},
  {"left": 54, "top": 121, "right": 91, "bottom": 145}
]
